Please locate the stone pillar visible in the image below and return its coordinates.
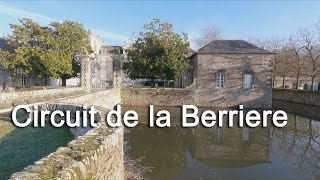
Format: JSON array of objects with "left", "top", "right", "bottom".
[
  {"left": 79, "top": 54, "right": 91, "bottom": 93},
  {"left": 113, "top": 56, "right": 123, "bottom": 88}
]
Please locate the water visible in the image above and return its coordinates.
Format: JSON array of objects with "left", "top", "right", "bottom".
[
  {"left": 0, "top": 111, "right": 74, "bottom": 180},
  {"left": 124, "top": 101, "right": 320, "bottom": 180}
]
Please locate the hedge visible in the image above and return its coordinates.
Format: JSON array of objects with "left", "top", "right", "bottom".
[{"left": 273, "top": 88, "right": 320, "bottom": 95}]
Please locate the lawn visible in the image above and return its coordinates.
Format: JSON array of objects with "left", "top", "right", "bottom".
[{"left": 0, "top": 112, "right": 74, "bottom": 179}]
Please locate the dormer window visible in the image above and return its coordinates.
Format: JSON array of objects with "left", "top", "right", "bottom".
[{"left": 216, "top": 72, "right": 225, "bottom": 88}]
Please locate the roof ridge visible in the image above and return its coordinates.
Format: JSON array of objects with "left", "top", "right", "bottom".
[{"left": 195, "top": 39, "right": 272, "bottom": 54}]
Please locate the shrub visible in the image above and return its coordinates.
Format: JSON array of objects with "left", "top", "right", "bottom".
[{"left": 273, "top": 88, "right": 320, "bottom": 96}]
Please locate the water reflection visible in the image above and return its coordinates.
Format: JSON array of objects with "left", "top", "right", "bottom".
[
  {"left": 184, "top": 126, "right": 270, "bottom": 168},
  {"left": 124, "top": 103, "right": 320, "bottom": 180}
]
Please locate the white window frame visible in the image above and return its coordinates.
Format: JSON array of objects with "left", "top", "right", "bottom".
[
  {"left": 216, "top": 73, "right": 225, "bottom": 88},
  {"left": 215, "top": 127, "right": 224, "bottom": 142},
  {"left": 21, "top": 75, "right": 28, "bottom": 86},
  {"left": 244, "top": 73, "right": 253, "bottom": 90}
]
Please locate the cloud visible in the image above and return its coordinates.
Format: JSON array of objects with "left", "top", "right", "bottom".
[
  {"left": 91, "top": 28, "right": 128, "bottom": 43},
  {"left": 0, "top": 2, "right": 54, "bottom": 23},
  {"left": 0, "top": 2, "right": 128, "bottom": 44}
]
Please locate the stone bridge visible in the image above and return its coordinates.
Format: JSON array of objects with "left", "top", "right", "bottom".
[
  {"left": 0, "top": 52, "right": 125, "bottom": 180},
  {"left": 0, "top": 52, "right": 195, "bottom": 179},
  {"left": 6, "top": 88, "right": 124, "bottom": 180}
]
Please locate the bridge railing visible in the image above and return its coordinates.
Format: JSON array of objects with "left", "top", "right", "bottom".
[{"left": 91, "top": 80, "right": 113, "bottom": 90}]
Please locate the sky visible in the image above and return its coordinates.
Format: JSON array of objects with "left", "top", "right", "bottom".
[{"left": 1, "top": 1, "right": 320, "bottom": 48}]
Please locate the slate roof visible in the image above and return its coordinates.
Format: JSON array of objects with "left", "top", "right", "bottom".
[{"left": 197, "top": 40, "right": 273, "bottom": 54}]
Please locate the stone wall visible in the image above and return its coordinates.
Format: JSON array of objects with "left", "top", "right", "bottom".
[
  {"left": 273, "top": 76, "right": 320, "bottom": 90},
  {"left": 10, "top": 88, "right": 123, "bottom": 179},
  {"left": 273, "top": 88, "right": 320, "bottom": 107},
  {"left": 0, "top": 87, "right": 85, "bottom": 113},
  {"left": 273, "top": 99, "right": 320, "bottom": 120},
  {"left": 10, "top": 122, "right": 124, "bottom": 180},
  {"left": 129, "top": 54, "right": 273, "bottom": 109},
  {"left": 121, "top": 88, "right": 195, "bottom": 107},
  {"left": 59, "top": 88, "right": 121, "bottom": 110},
  {"left": 0, "top": 87, "right": 82, "bottom": 102},
  {"left": 192, "top": 53, "right": 273, "bottom": 108},
  {"left": 0, "top": 66, "right": 11, "bottom": 90}
]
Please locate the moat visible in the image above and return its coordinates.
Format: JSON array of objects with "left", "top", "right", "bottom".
[
  {"left": 1, "top": 100, "right": 320, "bottom": 179},
  {"left": 124, "top": 101, "right": 320, "bottom": 180}
]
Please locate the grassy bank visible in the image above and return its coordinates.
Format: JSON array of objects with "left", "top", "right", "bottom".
[
  {"left": 273, "top": 88, "right": 320, "bottom": 95},
  {"left": 0, "top": 112, "right": 74, "bottom": 179}
]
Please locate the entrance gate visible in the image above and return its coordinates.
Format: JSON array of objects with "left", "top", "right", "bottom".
[
  {"left": 90, "top": 57, "right": 114, "bottom": 91},
  {"left": 79, "top": 47, "right": 123, "bottom": 92}
]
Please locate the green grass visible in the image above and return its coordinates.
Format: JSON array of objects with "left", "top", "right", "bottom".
[
  {"left": 0, "top": 119, "right": 15, "bottom": 139},
  {"left": 0, "top": 112, "right": 74, "bottom": 180}
]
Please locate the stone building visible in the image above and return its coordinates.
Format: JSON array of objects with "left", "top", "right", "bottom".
[
  {"left": 1, "top": 38, "right": 45, "bottom": 89},
  {"left": 176, "top": 40, "right": 273, "bottom": 108}
]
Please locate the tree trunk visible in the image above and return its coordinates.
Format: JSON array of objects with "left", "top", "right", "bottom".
[
  {"left": 296, "top": 76, "right": 299, "bottom": 89},
  {"left": 150, "top": 79, "right": 155, "bottom": 88},
  {"left": 272, "top": 75, "right": 276, "bottom": 88},
  {"left": 62, "top": 78, "right": 67, "bottom": 87},
  {"left": 311, "top": 76, "right": 314, "bottom": 91},
  {"left": 282, "top": 76, "right": 285, "bottom": 88}
]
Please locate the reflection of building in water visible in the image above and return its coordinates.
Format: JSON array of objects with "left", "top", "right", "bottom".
[{"left": 180, "top": 126, "right": 270, "bottom": 168}]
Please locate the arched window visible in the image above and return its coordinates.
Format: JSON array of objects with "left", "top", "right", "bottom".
[{"left": 216, "top": 72, "right": 225, "bottom": 88}]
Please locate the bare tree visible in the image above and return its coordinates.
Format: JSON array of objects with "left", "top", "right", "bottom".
[
  {"left": 249, "top": 37, "right": 284, "bottom": 87},
  {"left": 278, "top": 47, "right": 294, "bottom": 88},
  {"left": 247, "top": 37, "right": 272, "bottom": 50},
  {"left": 193, "top": 25, "right": 222, "bottom": 50},
  {"left": 299, "top": 25, "right": 320, "bottom": 90},
  {"left": 286, "top": 36, "right": 308, "bottom": 89}
]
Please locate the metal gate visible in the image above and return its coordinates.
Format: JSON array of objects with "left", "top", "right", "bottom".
[{"left": 90, "top": 57, "right": 114, "bottom": 91}]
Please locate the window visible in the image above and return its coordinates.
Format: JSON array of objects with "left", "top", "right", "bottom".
[
  {"left": 244, "top": 74, "right": 253, "bottom": 90},
  {"left": 214, "top": 127, "right": 224, "bottom": 142},
  {"left": 21, "top": 75, "right": 28, "bottom": 86},
  {"left": 216, "top": 73, "right": 225, "bottom": 88},
  {"left": 242, "top": 127, "right": 250, "bottom": 141}
]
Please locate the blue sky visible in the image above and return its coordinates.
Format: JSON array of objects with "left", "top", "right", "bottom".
[{"left": 1, "top": 1, "right": 320, "bottom": 47}]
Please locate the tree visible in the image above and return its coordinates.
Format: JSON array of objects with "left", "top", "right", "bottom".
[
  {"left": 193, "top": 25, "right": 222, "bottom": 50},
  {"left": 0, "top": 19, "right": 58, "bottom": 78},
  {"left": 248, "top": 37, "right": 284, "bottom": 87},
  {"left": 50, "top": 20, "right": 92, "bottom": 86},
  {"left": 286, "top": 37, "right": 308, "bottom": 89},
  {"left": 278, "top": 46, "right": 293, "bottom": 88},
  {"left": 299, "top": 25, "right": 320, "bottom": 90},
  {"left": 0, "top": 18, "right": 91, "bottom": 86},
  {"left": 125, "top": 19, "right": 190, "bottom": 87}
]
